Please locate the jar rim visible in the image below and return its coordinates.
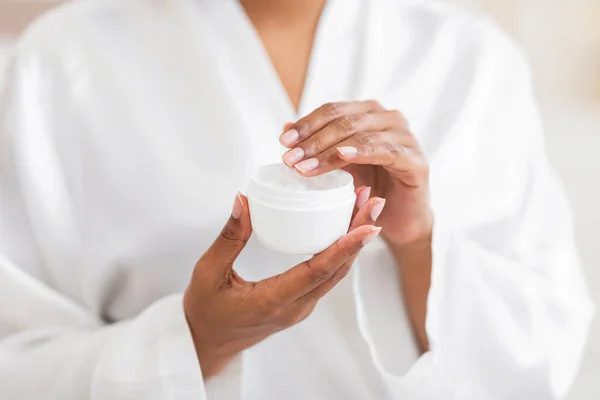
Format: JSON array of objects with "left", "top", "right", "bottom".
[
  {"left": 247, "top": 163, "right": 355, "bottom": 209},
  {"left": 250, "top": 163, "right": 353, "bottom": 194}
]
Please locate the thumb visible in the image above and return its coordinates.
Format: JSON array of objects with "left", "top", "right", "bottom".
[{"left": 201, "top": 193, "right": 253, "bottom": 277}]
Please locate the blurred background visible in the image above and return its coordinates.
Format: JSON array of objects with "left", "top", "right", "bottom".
[
  {"left": 1, "top": 0, "right": 598, "bottom": 398},
  {"left": 452, "top": 2, "right": 600, "bottom": 399}
]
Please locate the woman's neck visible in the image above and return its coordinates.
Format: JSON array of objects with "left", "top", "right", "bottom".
[
  {"left": 239, "top": 0, "right": 328, "bottom": 111},
  {"left": 239, "top": 0, "right": 327, "bottom": 27}
]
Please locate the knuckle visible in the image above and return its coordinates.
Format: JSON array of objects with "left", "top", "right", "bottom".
[
  {"left": 305, "top": 259, "right": 333, "bottom": 287},
  {"left": 354, "top": 131, "right": 372, "bottom": 146},
  {"left": 220, "top": 223, "right": 241, "bottom": 243},
  {"left": 330, "top": 264, "right": 352, "bottom": 286},
  {"left": 322, "top": 102, "right": 341, "bottom": 119},
  {"left": 304, "top": 136, "right": 323, "bottom": 155},
  {"left": 324, "top": 149, "right": 342, "bottom": 165},
  {"left": 261, "top": 276, "right": 280, "bottom": 295},
  {"left": 258, "top": 301, "right": 279, "bottom": 320},
  {"left": 355, "top": 112, "right": 371, "bottom": 126},
  {"left": 403, "top": 128, "right": 417, "bottom": 141},
  {"left": 383, "top": 142, "right": 404, "bottom": 166},
  {"left": 361, "top": 146, "right": 375, "bottom": 159},
  {"left": 310, "top": 269, "right": 332, "bottom": 287},
  {"left": 366, "top": 99, "right": 383, "bottom": 110},
  {"left": 332, "top": 240, "right": 356, "bottom": 259},
  {"left": 336, "top": 115, "right": 356, "bottom": 133},
  {"left": 260, "top": 279, "right": 288, "bottom": 307},
  {"left": 384, "top": 141, "right": 402, "bottom": 154},
  {"left": 296, "top": 119, "right": 314, "bottom": 137},
  {"left": 390, "top": 109, "right": 405, "bottom": 122},
  {"left": 302, "top": 119, "right": 316, "bottom": 135}
]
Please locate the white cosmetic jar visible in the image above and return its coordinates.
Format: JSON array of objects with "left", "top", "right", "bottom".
[{"left": 247, "top": 163, "right": 356, "bottom": 255}]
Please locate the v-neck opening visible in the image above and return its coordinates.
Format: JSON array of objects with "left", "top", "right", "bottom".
[
  {"left": 230, "top": 0, "right": 335, "bottom": 119},
  {"left": 195, "top": 0, "right": 372, "bottom": 164}
]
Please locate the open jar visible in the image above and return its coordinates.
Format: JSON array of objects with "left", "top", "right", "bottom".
[{"left": 247, "top": 163, "right": 356, "bottom": 255}]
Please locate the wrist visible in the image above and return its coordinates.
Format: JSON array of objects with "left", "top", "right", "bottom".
[
  {"left": 383, "top": 218, "right": 433, "bottom": 352},
  {"left": 188, "top": 323, "right": 237, "bottom": 379},
  {"left": 195, "top": 345, "right": 236, "bottom": 378},
  {"left": 385, "top": 231, "right": 431, "bottom": 258},
  {"left": 183, "top": 289, "right": 235, "bottom": 379},
  {"left": 382, "top": 210, "right": 433, "bottom": 251},
  {"left": 383, "top": 212, "right": 433, "bottom": 265}
]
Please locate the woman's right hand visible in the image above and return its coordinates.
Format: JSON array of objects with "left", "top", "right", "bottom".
[{"left": 184, "top": 189, "right": 384, "bottom": 378}]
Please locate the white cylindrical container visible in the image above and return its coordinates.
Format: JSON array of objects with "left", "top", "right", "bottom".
[{"left": 247, "top": 163, "right": 356, "bottom": 255}]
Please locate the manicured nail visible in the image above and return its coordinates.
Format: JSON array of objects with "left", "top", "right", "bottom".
[
  {"left": 283, "top": 147, "right": 305, "bottom": 166},
  {"left": 280, "top": 129, "right": 299, "bottom": 147},
  {"left": 232, "top": 193, "right": 243, "bottom": 219},
  {"left": 337, "top": 146, "right": 358, "bottom": 158},
  {"left": 362, "top": 226, "right": 382, "bottom": 245},
  {"left": 295, "top": 158, "right": 319, "bottom": 174},
  {"left": 370, "top": 198, "right": 386, "bottom": 221},
  {"left": 356, "top": 187, "right": 371, "bottom": 209}
]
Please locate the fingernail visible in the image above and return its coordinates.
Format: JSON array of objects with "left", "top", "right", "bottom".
[
  {"left": 280, "top": 129, "right": 299, "bottom": 147},
  {"left": 283, "top": 147, "right": 305, "bottom": 166},
  {"left": 356, "top": 187, "right": 371, "bottom": 209},
  {"left": 370, "top": 198, "right": 386, "bottom": 221},
  {"left": 232, "top": 193, "right": 243, "bottom": 219},
  {"left": 337, "top": 146, "right": 358, "bottom": 158},
  {"left": 362, "top": 226, "right": 382, "bottom": 246},
  {"left": 295, "top": 158, "right": 319, "bottom": 174}
]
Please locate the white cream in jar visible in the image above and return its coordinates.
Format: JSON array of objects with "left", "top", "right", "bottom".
[{"left": 247, "top": 163, "right": 356, "bottom": 255}]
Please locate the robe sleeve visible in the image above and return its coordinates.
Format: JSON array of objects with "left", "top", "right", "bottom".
[
  {"left": 354, "top": 26, "right": 594, "bottom": 400},
  {"left": 0, "top": 42, "right": 210, "bottom": 400}
]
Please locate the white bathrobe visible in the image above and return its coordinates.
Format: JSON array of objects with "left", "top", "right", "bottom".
[{"left": 0, "top": 0, "right": 593, "bottom": 399}]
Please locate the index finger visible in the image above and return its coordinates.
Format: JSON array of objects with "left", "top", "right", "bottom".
[
  {"left": 263, "top": 225, "right": 380, "bottom": 303},
  {"left": 279, "top": 101, "right": 384, "bottom": 148}
]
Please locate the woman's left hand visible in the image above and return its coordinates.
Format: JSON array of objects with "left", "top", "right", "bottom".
[{"left": 280, "top": 100, "right": 433, "bottom": 247}]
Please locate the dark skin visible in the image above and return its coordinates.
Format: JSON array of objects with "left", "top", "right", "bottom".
[
  {"left": 240, "top": 0, "right": 326, "bottom": 110},
  {"left": 183, "top": 0, "right": 433, "bottom": 379},
  {"left": 280, "top": 102, "right": 433, "bottom": 353},
  {"left": 256, "top": 0, "right": 432, "bottom": 351},
  {"left": 243, "top": 0, "right": 433, "bottom": 351},
  {"left": 185, "top": 192, "right": 383, "bottom": 377}
]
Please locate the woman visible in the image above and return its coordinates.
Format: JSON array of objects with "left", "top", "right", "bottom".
[{"left": 0, "top": 0, "right": 593, "bottom": 398}]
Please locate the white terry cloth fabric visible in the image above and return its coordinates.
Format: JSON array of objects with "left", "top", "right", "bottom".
[{"left": 0, "top": 0, "right": 593, "bottom": 399}]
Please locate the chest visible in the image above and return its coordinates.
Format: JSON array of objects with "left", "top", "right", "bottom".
[
  {"left": 247, "top": 12, "right": 320, "bottom": 111},
  {"left": 42, "top": 0, "right": 493, "bottom": 318}
]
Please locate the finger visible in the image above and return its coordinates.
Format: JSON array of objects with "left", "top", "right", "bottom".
[
  {"left": 353, "top": 186, "right": 371, "bottom": 219},
  {"left": 349, "top": 196, "right": 386, "bottom": 231},
  {"left": 296, "top": 226, "right": 382, "bottom": 304},
  {"left": 279, "top": 100, "right": 384, "bottom": 148},
  {"left": 200, "top": 193, "right": 253, "bottom": 278},
  {"left": 282, "top": 122, "right": 294, "bottom": 132},
  {"left": 266, "top": 225, "right": 381, "bottom": 303},
  {"left": 293, "top": 131, "right": 413, "bottom": 177},
  {"left": 282, "top": 110, "right": 401, "bottom": 167},
  {"left": 292, "top": 130, "right": 381, "bottom": 176},
  {"left": 336, "top": 143, "right": 428, "bottom": 187},
  {"left": 296, "top": 199, "right": 386, "bottom": 306}
]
